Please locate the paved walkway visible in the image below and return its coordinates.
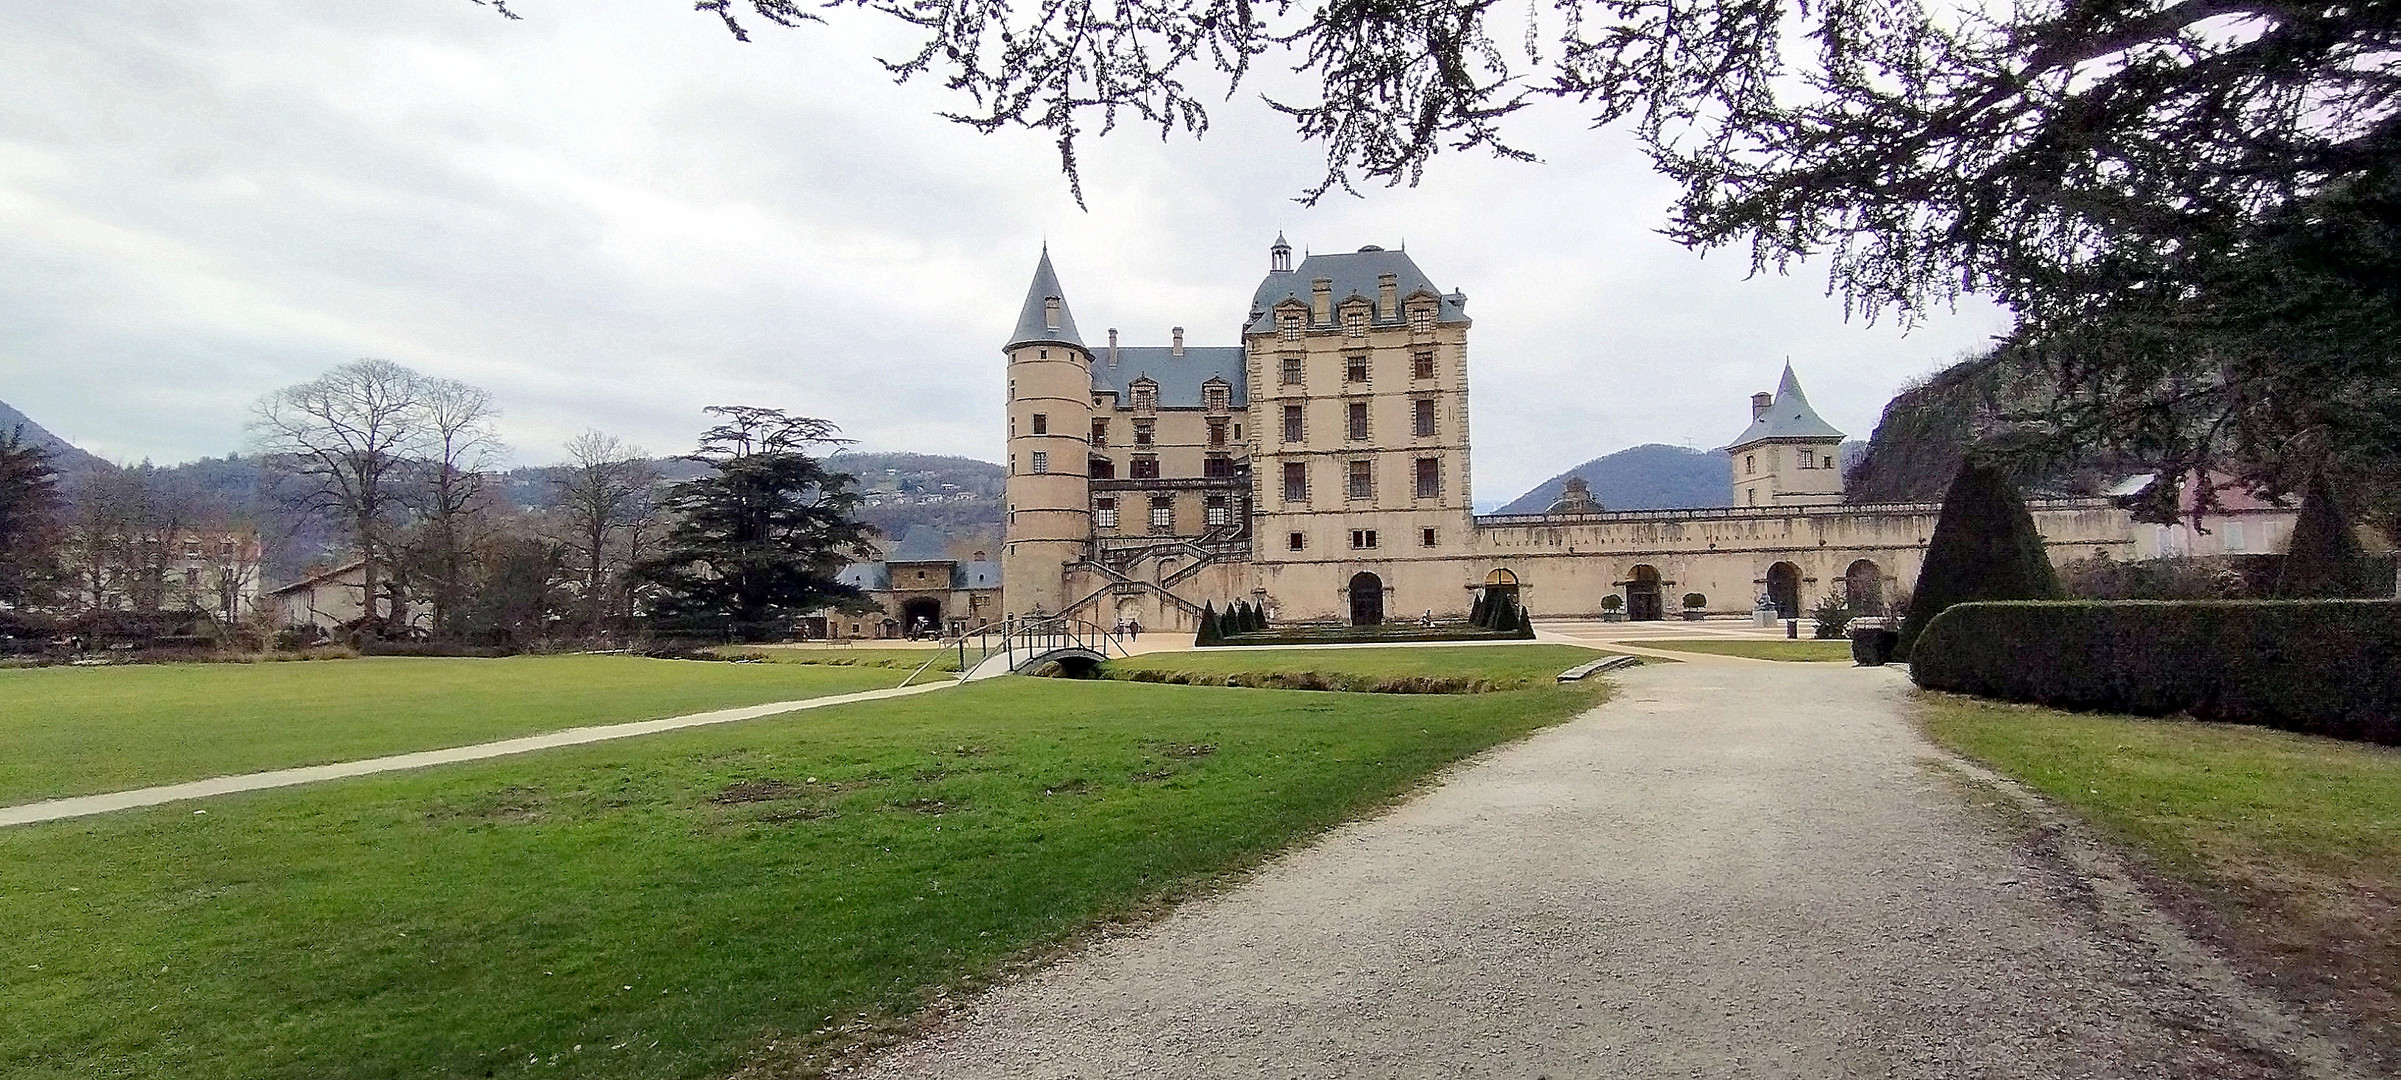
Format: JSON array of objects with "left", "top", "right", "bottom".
[
  {"left": 857, "top": 661, "right": 2357, "bottom": 1080},
  {"left": 0, "top": 682, "right": 954, "bottom": 828}
]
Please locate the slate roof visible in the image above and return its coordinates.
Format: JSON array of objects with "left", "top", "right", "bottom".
[
  {"left": 1244, "top": 245, "right": 1469, "bottom": 334},
  {"left": 1006, "top": 248, "right": 1084, "bottom": 351},
  {"left": 1726, "top": 364, "right": 1844, "bottom": 447},
  {"left": 1091, "top": 345, "right": 1248, "bottom": 409},
  {"left": 834, "top": 560, "right": 1003, "bottom": 592}
]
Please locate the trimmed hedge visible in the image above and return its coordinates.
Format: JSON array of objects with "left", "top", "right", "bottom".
[{"left": 1911, "top": 600, "right": 2401, "bottom": 744}]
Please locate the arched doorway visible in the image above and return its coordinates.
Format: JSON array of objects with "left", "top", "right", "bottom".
[
  {"left": 1349, "top": 572, "right": 1385, "bottom": 627},
  {"left": 1626, "top": 565, "right": 1664, "bottom": 621},
  {"left": 1765, "top": 563, "right": 1801, "bottom": 619},
  {"left": 901, "top": 598, "right": 943, "bottom": 638},
  {"left": 1844, "top": 559, "right": 1884, "bottom": 614}
]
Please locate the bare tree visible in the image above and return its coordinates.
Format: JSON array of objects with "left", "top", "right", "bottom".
[
  {"left": 404, "top": 378, "right": 504, "bottom": 639},
  {"left": 250, "top": 359, "right": 425, "bottom": 640},
  {"left": 554, "top": 430, "right": 660, "bottom": 638}
]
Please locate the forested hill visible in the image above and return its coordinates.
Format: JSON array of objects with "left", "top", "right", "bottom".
[
  {"left": 1493, "top": 444, "right": 1732, "bottom": 514},
  {"left": 0, "top": 399, "right": 106, "bottom": 473}
]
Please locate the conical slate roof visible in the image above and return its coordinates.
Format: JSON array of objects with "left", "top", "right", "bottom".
[
  {"left": 1727, "top": 364, "right": 1844, "bottom": 447},
  {"left": 1005, "top": 248, "right": 1084, "bottom": 351}
]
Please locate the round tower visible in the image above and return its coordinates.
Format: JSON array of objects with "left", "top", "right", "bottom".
[{"left": 1001, "top": 248, "right": 1096, "bottom": 619}]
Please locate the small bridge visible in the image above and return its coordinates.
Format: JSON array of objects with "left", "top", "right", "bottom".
[{"left": 900, "top": 616, "right": 1129, "bottom": 686}]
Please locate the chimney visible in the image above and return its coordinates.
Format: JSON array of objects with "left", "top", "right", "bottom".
[
  {"left": 1170, "top": 326, "right": 1185, "bottom": 356},
  {"left": 1107, "top": 328, "right": 1119, "bottom": 366},
  {"left": 1751, "top": 392, "right": 1774, "bottom": 420},
  {"left": 1311, "top": 278, "right": 1332, "bottom": 324},
  {"left": 1378, "top": 273, "right": 1398, "bottom": 321}
]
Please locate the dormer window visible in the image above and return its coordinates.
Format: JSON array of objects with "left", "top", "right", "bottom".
[
  {"left": 1042, "top": 297, "right": 1061, "bottom": 329},
  {"left": 1204, "top": 383, "right": 1230, "bottom": 412},
  {"left": 1276, "top": 305, "right": 1304, "bottom": 341},
  {"left": 1343, "top": 308, "right": 1368, "bottom": 338},
  {"left": 1408, "top": 304, "right": 1434, "bottom": 331},
  {"left": 1131, "top": 380, "right": 1157, "bottom": 411}
]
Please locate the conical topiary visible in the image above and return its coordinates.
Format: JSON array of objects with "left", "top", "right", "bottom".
[
  {"left": 1516, "top": 597, "right": 1537, "bottom": 638},
  {"left": 2277, "top": 471, "right": 2371, "bottom": 598},
  {"left": 1895, "top": 459, "right": 2062, "bottom": 660},
  {"left": 1194, "top": 602, "right": 1219, "bottom": 646},
  {"left": 1470, "top": 591, "right": 1491, "bottom": 628}
]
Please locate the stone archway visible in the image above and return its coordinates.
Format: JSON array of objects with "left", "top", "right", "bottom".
[
  {"left": 1766, "top": 562, "right": 1801, "bottom": 619},
  {"left": 1626, "top": 565, "right": 1664, "bottom": 621},
  {"left": 1349, "top": 572, "right": 1385, "bottom": 627},
  {"left": 901, "top": 597, "right": 943, "bottom": 638},
  {"left": 1844, "top": 559, "right": 1884, "bottom": 614}
]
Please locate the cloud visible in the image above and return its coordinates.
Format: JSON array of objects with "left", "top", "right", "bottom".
[{"left": 0, "top": 0, "right": 2010, "bottom": 503}]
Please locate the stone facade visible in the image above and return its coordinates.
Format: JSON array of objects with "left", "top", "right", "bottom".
[{"left": 1002, "top": 240, "right": 2152, "bottom": 631}]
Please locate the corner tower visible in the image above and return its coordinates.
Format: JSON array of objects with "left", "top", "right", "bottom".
[
  {"left": 1001, "top": 249, "right": 1096, "bottom": 618},
  {"left": 1726, "top": 363, "right": 1845, "bottom": 507}
]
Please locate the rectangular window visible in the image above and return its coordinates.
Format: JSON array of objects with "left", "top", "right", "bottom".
[
  {"left": 1347, "top": 401, "right": 1369, "bottom": 440},
  {"left": 1409, "top": 305, "right": 1433, "bottom": 331},
  {"left": 1205, "top": 495, "right": 1229, "bottom": 526},
  {"left": 1745, "top": 454, "right": 1755, "bottom": 475},
  {"left": 1204, "top": 454, "right": 1233, "bottom": 479},
  {"left": 1345, "top": 355, "right": 1369, "bottom": 383},
  {"left": 1089, "top": 456, "right": 1115, "bottom": 479},
  {"left": 1287, "top": 531, "right": 1306, "bottom": 551},
  {"left": 1343, "top": 310, "right": 1367, "bottom": 337},
  {"left": 1094, "top": 498, "right": 1118, "bottom": 529},
  {"left": 1031, "top": 413, "right": 1047, "bottom": 435},
  {"left": 1282, "top": 404, "right": 1304, "bottom": 443},
  {"left": 2224, "top": 523, "right": 2246, "bottom": 551},
  {"left": 1415, "top": 457, "right": 1440, "bottom": 498},
  {"left": 1348, "top": 459, "right": 1373, "bottom": 500},
  {"left": 1090, "top": 417, "right": 1108, "bottom": 446},
  {"left": 1206, "top": 386, "right": 1230, "bottom": 412},
  {"left": 1798, "top": 453, "right": 1813, "bottom": 469},
  {"left": 1413, "top": 398, "right": 1436, "bottom": 436},
  {"left": 1349, "top": 529, "right": 1378, "bottom": 550},
  {"left": 1412, "top": 349, "right": 1435, "bottom": 379},
  {"left": 1282, "top": 461, "right": 1308, "bottom": 502},
  {"left": 1420, "top": 527, "right": 1438, "bottom": 548},
  {"left": 1133, "top": 386, "right": 1156, "bottom": 410},
  {"left": 1133, "top": 419, "right": 1154, "bottom": 446},
  {"left": 1208, "top": 418, "right": 1228, "bottom": 446},
  {"left": 1030, "top": 451, "right": 1048, "bottom": 474},
  {"left": 1278, "top": 311, "right": 1302, "bottom": 341},
  {"left": 1131, "top": 455, "right": 1160, "bottom": 479},
  {"left": 1280, "top": 356, "right": 1303, "bottom": 385},
  {"left": 1149, "top": 496, "right": 1174, "bottom": 532}
]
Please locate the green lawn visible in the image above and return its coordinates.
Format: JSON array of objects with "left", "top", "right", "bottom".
[
  {"left": 0, "top": 675, "right": 1605, "bottom": 1080},
  {"left": 1618, "top": 639, "right": 1853, "bottom": 662},
  {"left": 1921, "top": 695, "right": 2401, "bottom": 1061},
  {"left": 0, "top": 656, "right": 903, "bottom": 805},
  {"left": 734, "top": 647, "right": 967, "bottom": 673},
  {"left": 1108, "top": 643, "right": 1618, "bottom": 691}
]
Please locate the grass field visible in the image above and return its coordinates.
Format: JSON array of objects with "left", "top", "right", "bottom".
[
  {"left": 1107, "top": 644, "right": 1615, "bottom": 691},
  {"left": 1618, "top": 639, "right": 1853, "bottom": 662},
  {"left": 0, "top": 663, "right": 1606, "bottom": 1079},
  {"left": 1921, "top": 695, "right": 2401, "bottom": 1066},
  {"left": 736, "top": 647, "right": 967, "bottom": 673},
  {"left": 0, "top": 656, "right": 903, "bottom": 805}
]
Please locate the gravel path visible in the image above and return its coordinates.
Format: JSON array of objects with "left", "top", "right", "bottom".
[{"left": 855, "top": 660, "right": 2357, "bottom": 1080}]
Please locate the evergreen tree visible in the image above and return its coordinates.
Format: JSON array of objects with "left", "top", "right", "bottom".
[
  {"left": 1194, "top": 601, "right": 1220, "bottom": 646},
  {"left": 2278, "top": 471, "right": 2373, "bottom": 598},
  {"left": 0, "top": 427, "right": 65, "bottom": 612},
  {"left": 634, "top": 408, "right": 874, "bottom": 641},
  {"left": 1897, "top": 460, "right": 2062, "bottom": 660}
]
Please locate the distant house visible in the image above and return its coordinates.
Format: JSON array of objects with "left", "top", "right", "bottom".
[
  {"left": 64, "top": 528, "right": 265, "bottom": 625},
  {"left": 2113, "top": 473, "right": 2300, "bottom": 560},
  {"left": 813, "top": 554, "right": 1002, "bottom": 640},
  {"left": 266, "top": 561, "right": 430, "bottom": 635}
]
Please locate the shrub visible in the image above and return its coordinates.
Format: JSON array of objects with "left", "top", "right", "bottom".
[
  {"left": 1600, "top": 594, "right": 1623, "bottom": 612},
  {"left": 1896, "top": 460, "right": 2061, "bottom": 660},
  {"left": 1194, "top": 602, "right": 1220, "bottom": 647},
  {"left": 1682, "top": 593, "right": 1707, "bottom": 610},
  {"left": 2279, "top": 471, "right": 2376, "bottom": 598},
  {"left": 1809, "top": 596, "right": 1854, "bottom": 639},
  {"left": 1911, "top": 600, "right": 2401, "bottom": 744}
]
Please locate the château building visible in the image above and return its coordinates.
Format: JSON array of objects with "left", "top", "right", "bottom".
[{"left": 1001, "top": 240, "right": 2148, "bottom": 630}]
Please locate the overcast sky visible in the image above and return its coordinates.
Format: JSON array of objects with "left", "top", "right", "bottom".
[{"left": 0, "top": 0, "right": 2013, "bottom": 507}]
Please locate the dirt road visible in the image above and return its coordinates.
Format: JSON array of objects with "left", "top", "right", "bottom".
[{"left": 856, "top": 660, "right": 2358, "bottom": 1079}]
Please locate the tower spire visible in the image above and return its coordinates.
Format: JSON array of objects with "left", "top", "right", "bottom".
[{"left": 1006, "top": 248, "right": 1085, "bottom": 352}]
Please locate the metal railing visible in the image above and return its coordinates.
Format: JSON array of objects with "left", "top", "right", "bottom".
[{"left": 898, "top": 613, "right": 1130, "bottom": 686}]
